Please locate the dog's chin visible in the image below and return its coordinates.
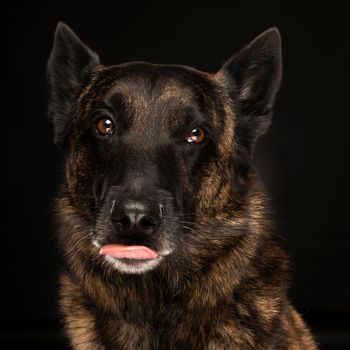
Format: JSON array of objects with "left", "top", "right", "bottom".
[{"left": 103, "top": 255, "right": 163, "bottom": 274}]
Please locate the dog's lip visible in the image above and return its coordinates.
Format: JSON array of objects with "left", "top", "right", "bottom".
[{"left": 99, "top": 244, "right": 159, "bottom": 260}]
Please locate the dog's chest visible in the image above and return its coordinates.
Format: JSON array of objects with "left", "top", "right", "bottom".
[
  {"left": 99, "top": 313, "right": 213, "bottom": 349},
  {"left": 97, "top": 302, "right": 257, "bottom": 349}
]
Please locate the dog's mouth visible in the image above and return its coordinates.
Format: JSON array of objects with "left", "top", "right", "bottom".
[
  {"left": 96, "top": 241, "right": 166, "bottom": 273},
  {"left": 99, "top": 244, "right": 159, "bottom": 260}
]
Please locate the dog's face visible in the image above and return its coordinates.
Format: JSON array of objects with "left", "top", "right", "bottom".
[{"left": 48, "top": 23, "right": 281, "bottom": 274}]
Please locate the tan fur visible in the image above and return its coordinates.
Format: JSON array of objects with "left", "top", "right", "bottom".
[{"left": 60, "top": 274, "right": 105, "bottom": 350}]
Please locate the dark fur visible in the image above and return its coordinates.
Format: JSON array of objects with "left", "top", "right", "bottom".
[{"left": 48, "top": 22, "right": 318, "bottom": 349}]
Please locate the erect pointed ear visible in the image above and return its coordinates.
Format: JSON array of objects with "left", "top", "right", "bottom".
[
  {"left": 47, "top": 22, "right": 99, "bottom": 145},
  {"left": 217, "top": 28, "right": 282, "bottom": 146}
]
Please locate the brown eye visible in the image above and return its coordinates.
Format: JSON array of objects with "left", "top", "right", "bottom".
[
  {"left": 96, "top": 117, "right": 115, "bottom": 136},
  {"left": 185, "top": 127, "right": 206, "bottom": 144}
]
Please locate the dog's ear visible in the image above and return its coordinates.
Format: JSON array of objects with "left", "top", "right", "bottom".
[
  {"left": 217, "top": 28, "right": 282, "bottom": 146},
  {"left": 47, "top": 22, "right": 99, "bottom": 145}
]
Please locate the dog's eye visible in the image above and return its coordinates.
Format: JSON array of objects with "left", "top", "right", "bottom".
[
  {"left": 96, "top": 117, "right": 115, "bottom": 136},
  {"left": 185, "top": 127, "right": 206, "bottom": 144}
]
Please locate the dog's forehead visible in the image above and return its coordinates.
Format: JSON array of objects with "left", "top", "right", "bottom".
[
  {"left": 90, "top": 63, "right": 218, "bottom": 130},
  {"left": 106, "top": 78, "right": 193, "bottom": 129}
]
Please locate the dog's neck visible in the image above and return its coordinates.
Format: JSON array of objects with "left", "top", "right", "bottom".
[{"left": 57, "top": 178, "right": 288, "bottom": 318}]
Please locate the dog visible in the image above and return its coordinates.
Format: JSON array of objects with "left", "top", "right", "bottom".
[{"left": 47, "top": 22, "right": 318, "bottom": 349}]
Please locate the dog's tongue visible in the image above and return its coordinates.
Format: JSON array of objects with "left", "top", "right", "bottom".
[{"left": 99, "top": 245, "right": 158, "bottom": 260}]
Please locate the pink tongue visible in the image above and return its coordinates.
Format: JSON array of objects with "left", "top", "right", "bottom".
[{"left": 99, "top": 245, "right": 158, "bottom": 260}]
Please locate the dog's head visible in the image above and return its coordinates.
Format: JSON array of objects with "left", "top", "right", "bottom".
[{"left": 48, "top": 23, "right": 281, "bottom": 274}]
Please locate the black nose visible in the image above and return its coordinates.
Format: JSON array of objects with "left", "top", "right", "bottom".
[{"left": 111, "top": 201, "right": 161, "bottom": 238}]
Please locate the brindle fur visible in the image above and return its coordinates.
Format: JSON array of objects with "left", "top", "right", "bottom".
[{"left": 48, "top": 23, "right": 318, "bottom": 349}]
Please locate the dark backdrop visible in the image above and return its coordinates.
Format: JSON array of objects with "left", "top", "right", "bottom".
[{"left": 1, "top": 1, "right": 349, "bottom": 349}]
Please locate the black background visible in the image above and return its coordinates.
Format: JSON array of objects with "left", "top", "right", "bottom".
[{"left": 1, "top": 1, "right": 349, "bottom": 349}]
